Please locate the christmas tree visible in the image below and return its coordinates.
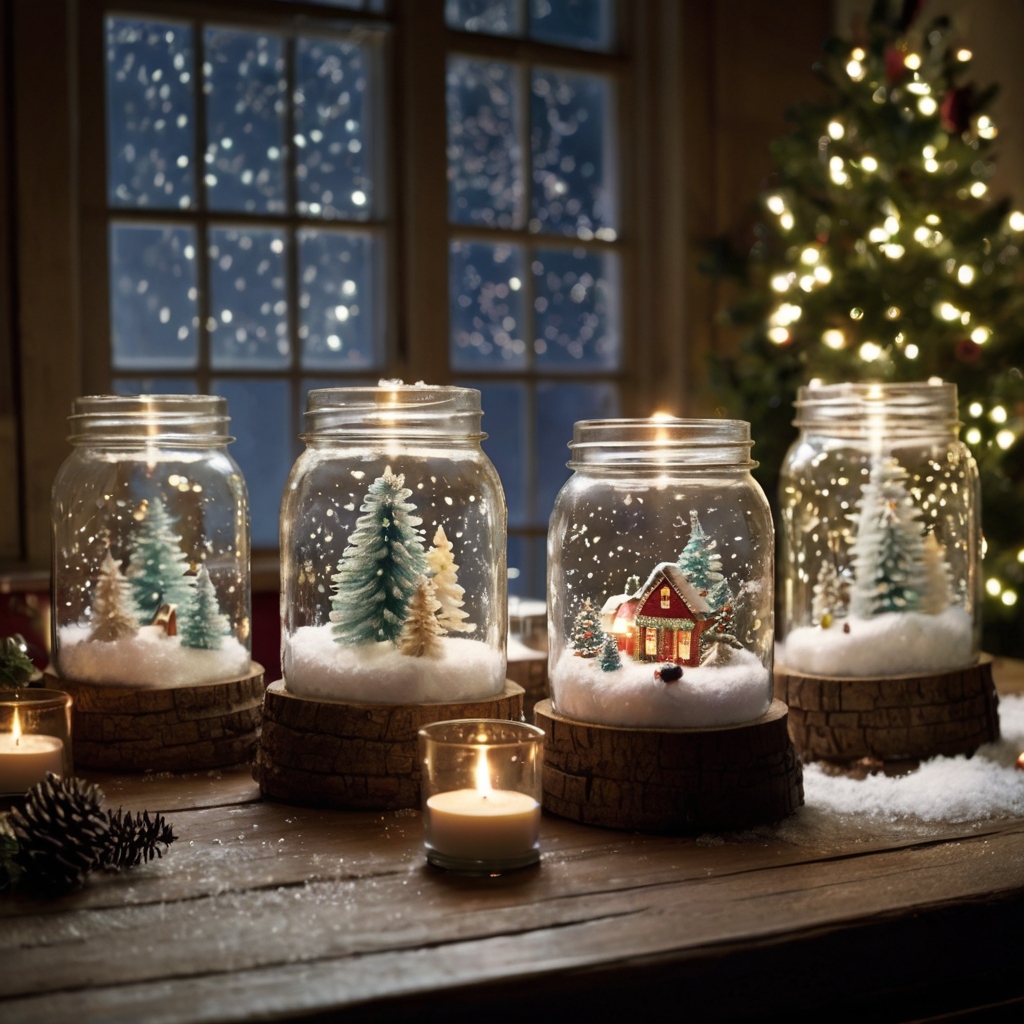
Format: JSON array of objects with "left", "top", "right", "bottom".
[
  {"left": 921, "top": 530, "right": 954, "bottom": 614},
  {"left": 397, "top": 576, "right": 445, "bottom": 658},
  {"left": 425, "top": 526, "right": 475, "bottom": 633},
  {"left": 811, "top": 557, "right": 852, "bottom": 625},
  {"left": 329, "top": 467, "right": 428, "bottom": 646},
  {"left": 89, "top": 550, "right": 140, "bottom": 643},
  {"left": 708, "top": 1, "right": 1024, "bottom": 653},
  {"left": 676, "top": 511, "right": 731, "bottom": 611},
  {"left": 127, "top": 498, "right": 196, "bottom": 622},
  {"left": 850, "top": 457, "right": 929, "bottom": 617},
  {"left": 598, "top": 633, "right": 621, "bottom": 672},
  {"left": 178, "top": 565, "right": 228, "bottom": 650},
  {"left": 569, "top": 598, "right": 603, "bottom": 657}
]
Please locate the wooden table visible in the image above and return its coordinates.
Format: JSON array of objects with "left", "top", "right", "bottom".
[{"left": 4, "top": 661, "right": 1024, "bottom": 1023}]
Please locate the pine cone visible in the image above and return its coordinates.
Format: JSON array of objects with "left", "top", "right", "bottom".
[
  {"left": 103, "top": 807, "right": 176, "bottom": 870},
  {"left": 9, "top": 773, "right": 110, "bottom": 891}
]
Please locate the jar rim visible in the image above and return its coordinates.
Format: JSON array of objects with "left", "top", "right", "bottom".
[
  {"left": 0, "top": 688, "right": 73, "bottom": 710},
  {"left": 794, "top": 381, "right": 960, "bottom": 431},
  {"left": 303, "top": 384, "right": 484, "bottom": 440},
  {"left": 568, "top": 418, "right": 757, "bottom": 468},
  {"left": 418, "top": 719, "right": 545, "bottom": 746},
  {"left": 68, "top": 395, "right": 232, "bottom": 446}
]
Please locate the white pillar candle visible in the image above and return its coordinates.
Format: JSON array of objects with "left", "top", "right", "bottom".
[{"left": 0, "top": 709, "right": 65, "bottom": 794}]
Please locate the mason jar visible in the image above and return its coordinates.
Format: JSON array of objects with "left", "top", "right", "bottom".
[
  {"left": 547, "top": 418, "right": 774, "bottom": 728},
  {"left": 778, "top": 382, "right": 980, "bottom": 677},
  {"left": 281, "top": 385, "right": 507, "bottom": 703},
  {"left": 52, "top": 395, "right": 251, "bottom": 687}
]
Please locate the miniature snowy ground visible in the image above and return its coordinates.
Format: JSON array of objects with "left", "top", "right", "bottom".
[
  {"left": 550, "top": 645, "right": 771, "bottom": 728},
  {"left": 779, "top": 605, "right": 973, "bottom": 677},
  {"left": 284, "top": 625, "right": 506, "bottom": 704},
  {"left": 58, "top": 625, "right": 251, "bottom": 687}
]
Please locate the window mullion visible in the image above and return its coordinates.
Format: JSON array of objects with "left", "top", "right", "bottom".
[
  {"left": 283, "top": 32, "right": 302, "bottom": 460},
  {"left": 193, "top": 18, "right": 211, "bottom": 395}
]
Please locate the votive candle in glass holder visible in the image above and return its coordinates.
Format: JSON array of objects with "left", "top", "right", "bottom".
[
  {"left": 0, "top": 690, "right": 73, "bottom": 795},
  {"left": 419, "top": 720, "right": 543, "bottom": 873}
]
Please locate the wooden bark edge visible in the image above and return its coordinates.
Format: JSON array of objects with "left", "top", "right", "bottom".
[
  {"left": 774, "top": 656, "right": 1000, "bottom": 763},
  {"left": 48, "top": 664, "right": 266, "bottom": 773},
  {"left": 534, "top": 698, "right": 804, "bottom": 834},
  {"left": 253, "top": 680, "right": 526, "bottom": 810}
]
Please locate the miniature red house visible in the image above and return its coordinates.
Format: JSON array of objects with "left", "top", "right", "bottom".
[{"left": 601, "top": 563, "right": 714, "bottom": 667}]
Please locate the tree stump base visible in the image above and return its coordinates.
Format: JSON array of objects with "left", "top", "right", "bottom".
[
  {"left": 534, "top": 698, "right": 804, "bottom": 834},
  {"left": 253, "top": 680, "right": 526, "bottom": 810},
  {"left": 50, "top": 664, "right": 266, "bottom": 773},
  {"left": 774, "top": 657, "right": 1000, "bottom": 763}
]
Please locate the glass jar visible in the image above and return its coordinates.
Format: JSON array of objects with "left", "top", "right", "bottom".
[
  {"left": 0, "top": 690, "right": 73, "bottom": 794},
  {"left": 52, "top": 395, "right": 251, "bottom": 688},
  {"left": 547, "top": 418, "right": 774, "bottom": 728},
  {"left": 778, "top": 382, "right": 980, "bottom": 677},
  {"left": 281, "top": 385, "right": 507, "bottom": 703}
]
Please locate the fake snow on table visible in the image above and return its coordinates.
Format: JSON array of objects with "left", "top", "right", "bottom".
[
  {"left": 58, "top": 625, "right": 250, "bottom": 687},
  {"left": 803, "top": 694, "right": 1024, "bottom": 823},
  {"left": 779, "top": 605, "right": 973, "bottom": 678},
  {"left": 550, "top": 644, "right": 771, "bottom": 728},
  {"left": 284, "top": 624, "right": 505, "bottom": 704}
]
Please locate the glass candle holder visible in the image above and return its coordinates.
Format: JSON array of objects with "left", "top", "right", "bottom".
[
  {"left": 51, "top": 395, "right": 251, "bottom": 688},
  {"left": 548, "top": 418, "right": 775, "bottom": 729},
  {"left": 281, "top": 385, "right": 507, "bottom": 704},
  {"left": 778, "top": 382, "right": 980, "bottom": 677},
  {"left": 0, "top": 690, "right": 73, "bottom": 795},
  {"left": 419, "top": 719, "right": 543, "bottom": 873}
]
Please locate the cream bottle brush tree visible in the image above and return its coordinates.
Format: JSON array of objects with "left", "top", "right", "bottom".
[
  {"left": 89, "top": 550, "right": 140, "bottom": 643},
  {"left": 425, "top": 526, "right": 476, "bottom": 634}
]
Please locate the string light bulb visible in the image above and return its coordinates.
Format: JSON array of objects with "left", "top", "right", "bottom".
[
  {"left": 966, "top": 426, "right": 982, "bottom": 444},
  {"left": 822, "top": 329, "right": 845, "bottom": 350},
  {"left": 905, "top": 343, "right": 920, "bottom": 358},
  {"left": 997, "top": 429, "right": 1016, "bottom": 450},
  {"left": 861, "top": 155, "right": 878, "bottom": 172},
  {"left": 851, "top": 47, "right": 865, "bottom": 61},
  {"left": 918, "top": 96, "right": 938, "bottom": 116},
  {"left": 858, "top": 341, "right": 882, "bottom": 361},
  {"left": 766, "top": 194, "right": 785, "bottom": 215},
  {"left": 991, "top": 405, "right": 1008, "bottom": 424},
  {"left": 957, "top": 48, "right": 972, "bottom": 61},
  {"left": 846, "top": 59, "right": 865, "bottom": 81},
  {"left": 904, "top": 53, "right": 921, "bottom": 69},
  {"left": 827, "top": 121, "right": 844, "bottom": 139},
  {"left": 968, "top": 402, "right": 983, "bottom": 417},
  {"left": 770, "top": 274, "right": 790, "bottom": 293},
  {"left": 768, "top": 327, "right": 790, "bottom": 344},
  {"left": 986, "top": 578, "right": 1002, "bottom": 596},
  {"left": 1009, "top": 211, "right": 1024, "bottom": 231},
  {"left": 971, "top": 326, "right": 990, "bottom": 344},
  {"left": 800, "top": 247, "right": 819, "bottom": 265},
  {"left": 970, "top": 181, "right": 988, "bottom": 197},
  {"left": 957, "top": 265, "right": 976, "bottom": 285},
  {"left": 780, "top": 212, "right": 794, "bottom": 230}
]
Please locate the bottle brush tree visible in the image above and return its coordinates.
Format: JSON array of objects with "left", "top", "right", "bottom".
[
  {"left": 89, "top": 550, "right": 140, "bottom": 643},
  {"left": 179, "top": 565, "right": 229, "bottom": 650},
  {"left": 127, "top": 497, "right": 196, "bottom": 622}
]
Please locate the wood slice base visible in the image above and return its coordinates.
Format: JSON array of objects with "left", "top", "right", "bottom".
[
  {"left": 774, "top": 657, "right": 1000, "bottom": 763},
  {"left": 535, "top": 698, "right": 803, "bottom": 834},
  {"left": 50, "top": 664, "right": 266, "bottom": 773},
  {"left": 253, "top": 680, "right": 525, "bottom": 810}
]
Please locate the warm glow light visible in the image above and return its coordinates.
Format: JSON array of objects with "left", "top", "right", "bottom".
[
  {"left": 971, "top": 326, "right": 991, "bottom": 344},
  {"left": 885, "top": 306, "right": 900, "bottom": 319},
  {"left": 1003, "top": 590, "right": 1018, "bottom": 606},
  {"left": 986, "top": 578, "right": 1002, "bottom": 596},
  {"left": 814, "top": 266, "right": 832, "bottom": 283},
  {"left": 905, "top": 343, "right": 920, "bottom": 358},
  {"left": 883, "top": 244, "right": 905, "bottom": 259},
  {"left": 969, "top": 401, "right": 984, "bottom": 417},
  {"left": 474, "top": 747, "right": 492, "bottom": 794},
  {"left": 859, "top": 341, "right": 882, "bottom": 362},
  {"left": 965, "top": 426, "right": 982, "bottom": 444},
  {"left": 970, "top": 181, "right": 988, "bottom": 197},
  {"left": 1009, "top": 211, "right": 1024, "bottom": 232},
  {"left": 861, "top": 155, "right": 878, "bottom": 172},
  {"left": 827, "top": 121, "right": 844, "bottom": 139},
  {"left": 771, "top": 274, "right": 790, "bottom": 292},
  {"left": 850, "top": 307, "right": 864, "bottom": 320},
  {"left": 926, "top": 213, "right": 940, "bottom": 224},
  {"left": 1017, "top": 548, "right": 1024, "bottom": 564},
  {"left": 868, "top": 227, "right": 889, "bottom": 243},
  {"left": 822, "top": 329, "right": 845, "bottom": 350},
  {"left": 997, "top": 430, "right": 1016, "bottom": 450},
  {"left": 977, "top": 116, "right": 997, "bottom": 140},
  {"left": 925, "top": 158, "right": 940, "bottom": 173},
  {"left": 12, "top": 707, "right": 21, "bottom": 745},
  {"left": 799, "top": 276, "right": 815, "bottom": 292},
  {"left": 957, "top": 48, "right": 972, "bottom": 62},
  {"left": 904, "top": 53, "right": 921, "bottom": 70},
  {"left": 914, "top": 226, "right": 930, "bottom": 242},
  {"left": 650, "top": 410, "right": 675, "bottom": 421},
  {"left": 939, "top": 302, "right": 961, "bottom": 321},
  {"left": 851, "top": 47, "right": 866, "bottom": 60},
  {"left": 958, "top": 265, "right": 976, "bottom": 285},
  {"left": 918, "top": 96, "right": 938, "bottom": 116},
  {"left": 846, "top": 59, "right": 865, "bottom": 81},
  {"left": 923, "top": 145, "right": 937, "bottom": 159},
  {"left": 768, "top": 327, "right": 790, "bottom": 344},
  {"left": 884, "top": 216, "right": 900, "bottom": 235},
  {"left": 991, "top": 405, "right": 1008, "bottom": 424},
  {"left": 766, "top": 194, "right": 786, "bottom": 215},
  {"left": 800, "top": 248, "right": 819, "bottom": 265},
  {"left": 780, "top": 212, "right": 795, "bottom": 230}
]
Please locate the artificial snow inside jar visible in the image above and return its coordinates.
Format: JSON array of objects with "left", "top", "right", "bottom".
[
  {"left": 778, "top": 382, "right": 980, "bottom": 678},
  {"left": 281, "top": 385, "right": 507, "bottom": 704},
  {"left": 52, "top": 395, "right": 251, "bottom": 688},
  {"left": 547, "top": 418, "right": 775, "bottom": 729}
]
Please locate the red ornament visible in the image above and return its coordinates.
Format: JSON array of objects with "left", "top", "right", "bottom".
[
  {"left": 941, "top": 88, "right": 973, "bottom": 133},
  {"left": 885, "top": 47, "right": 908, "bottom": 84},
  {"left": 955, "top": 338, "right": 982, "bottom": 363}
]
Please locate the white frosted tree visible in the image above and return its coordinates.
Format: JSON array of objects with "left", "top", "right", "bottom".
[
  {"left": 89, "top": 550, "right": 140, "bottom": 643},
  {"left": 330, "top": 467, "right": 427, "bottom": 645},
  {"left": 850, "top": 458, "right": 928, "bottom": 618},
  {"left": 811, "top": 558, "right": 851, "bottom": 625},
  {"left": 397, "top": 576, "right": 444, "bottom": 658},
  {"left": 921, "top": 532, "right": 954, "bottom": 615},
  {"left": 179, "top": 565, "right": 229, "bottom": 650},
  {"left": 127, "top": 497, "right": 196, "bottom": 622},
  {"left": 425, "top": 526, "right": 475, "bottom": 634}
]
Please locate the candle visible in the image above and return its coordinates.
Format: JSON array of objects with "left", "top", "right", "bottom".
[
  {"left": 0, "top": 708, "right": 65, "bottom": 794},
  {"left": 425, "top": 749, "right": 540, "bottom": 863}
]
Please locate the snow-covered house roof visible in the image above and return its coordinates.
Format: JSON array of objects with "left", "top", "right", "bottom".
[
  {"left": 600, "top": 593, "right": 633, "bottom": 617},
  {"left": 634, "top": 562, "right": 711, "bottom": 618}
]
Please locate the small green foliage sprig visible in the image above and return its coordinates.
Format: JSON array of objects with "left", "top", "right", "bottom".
[{"left": 0, "top": 634, "right": 36, "bottom": 689}]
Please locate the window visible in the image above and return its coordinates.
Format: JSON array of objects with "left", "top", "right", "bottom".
[
  {"left": 446, "top": 0, "right": 623, "bottom": 597},
  {"left": 660, "top": 585, "right": 670, "bottom": 609}
]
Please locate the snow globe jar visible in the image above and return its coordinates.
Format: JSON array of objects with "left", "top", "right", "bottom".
[
  {"left": 280, "top": 385, "right": 508, "bottom": 705},
  {"left": 776, "top": 383, "right": 993, "bottom": 763},
  {"left": 50, "top": 395, "right": 263, "bottom": 774},
  {"left": 547, "top": 419, "right": 775, "bottom": 730}
]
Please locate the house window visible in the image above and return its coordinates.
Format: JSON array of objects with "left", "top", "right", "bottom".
[
  {"left": 644, "top": 628, "right": 657, "bottom": 657},
  {"left": 677, "top": 629, "right": 691, "bottom": 661},
  {"left": 447, "top": 0, "right": 623, "bottom": 598},
  {"left": 660, "top": 585, "right": 670, "bottom": 609}
]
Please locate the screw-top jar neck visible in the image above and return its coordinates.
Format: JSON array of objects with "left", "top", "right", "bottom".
[
  {"left": 569, "top": 419, "right": 756, "bottom": 469},
  {"left": 67, "top": 395, "right": 232, "bottom": 447},
  {"left": 302, "top": 385, "right": 484, "bottom": 441},
  {"left": 793, "top": 382, "right": 960, "bottom": 438}
]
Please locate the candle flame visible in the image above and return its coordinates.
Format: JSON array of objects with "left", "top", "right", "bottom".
[
  {"left": 12, "top": 706, "right": 20, "bottom": 746},
  {"left": 474, "top": 748, "right": 492, "bottom": 796}
]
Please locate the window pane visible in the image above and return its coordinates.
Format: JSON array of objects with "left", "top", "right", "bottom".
[
  {"left": 295, "top": 36, "right": 375, "bottom": 220},
  {"left": 447, "top": 57, "right": 524, "bottom": 229},
  {"left": 450, "top": 241, "right": 527, "bottom": 370},
  {"left": 113, "top": 378, "right": 197, "bottom": 395},
  {"left": 109, "top": 223, "right": 199, "bottom": 370},
  {"left": 212, "top": 379, "right": 291, "bottom": 548},
  {"left": 530, "top": 70, "right": 616, "bottom": 237},
  {"left": 203, "top": 29, "right": 286, "bottom": 213},
  {"left": 209, "top": 227, "right": 289, "bottom": 369},
  {"left": 460, "top": 380, "right": 528, "bottom": 526},
  {"left": 532, "top": 247, "right": 620, "bottom": 369},
  {"left": 299, "top": 230, "right": 380, "bottom": 369},
  {"left": 530, "top": 0, "right": 615, "bottom": 52},
  {"left": 534, "top": 380, "right": 618, "bottom": 520},
  {"left": 106, "top": 18, "right": 195, "bottom": 209},
  {"left": 445, "top": 0, "right": 524, "bottom": 36}
]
